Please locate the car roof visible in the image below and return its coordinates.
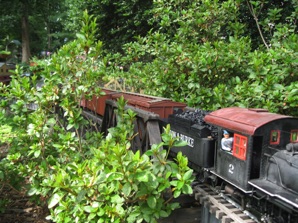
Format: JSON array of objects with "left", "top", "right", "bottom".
[{"left": 204, "top": 107, "right": 292, "bottom": 135}]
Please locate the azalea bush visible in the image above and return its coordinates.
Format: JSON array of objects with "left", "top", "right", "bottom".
[
  {"left": 0, "top": 11, "right": 194, "bottom": 223},
  {"left": 104, "top": 0, "right": 298, "bottom": 116}
]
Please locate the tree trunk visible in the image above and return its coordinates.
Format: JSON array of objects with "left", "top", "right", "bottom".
[
  {"left": 21, "top": 0, "right": 31, "bottom": 63},
  {"left": 46, "top": 1, "right": 51, "bottom": 52}
]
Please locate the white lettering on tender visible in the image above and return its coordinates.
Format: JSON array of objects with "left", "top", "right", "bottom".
[
  {"left": 229, "top": 164, "right": 234, "bottom": 174},
  {"left": 170, "top": 130, "right": 194, "bottom": 147}
]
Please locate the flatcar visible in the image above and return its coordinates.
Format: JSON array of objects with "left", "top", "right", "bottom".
[{"left": 81, "top": 89, "right": 298, "bottom": 222}]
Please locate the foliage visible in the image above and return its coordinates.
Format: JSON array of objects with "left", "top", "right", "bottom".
[
  {"left": 240, "top": 0, "right": 298, "bottom": 49},
  {"left": 1, "top": 0, "right": 297, "bottom": 115},
  {"left": 0, "top": 0, "right": 77, "bottom": 61},
  {"left": 105, "top": 0, "right": 250, "bottom": 101},
  {"left": 45, "top": 108, "right": 192, "bottom": 223},
  {"left": 0, "top": 36, "right": 21, "bottom": 63},
  {"left": 0, "top": 11, "right": 194, "bottom": 223},
  {"left": 84, "top": 0, "right": 154, "bottom": 52},
  {"left": 104, "top": 0, "right": 298, "bottom": 116},
  {"left": 29, "top": 0, "right": 74, "bottom": 55},
  {"left": 0, "top": 110, "right": 26, "bottom": 212}
]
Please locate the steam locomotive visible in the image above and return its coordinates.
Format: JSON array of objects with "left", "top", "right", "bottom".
[{"left": 81, "top": 89, "right": 298, "bottom": 223}]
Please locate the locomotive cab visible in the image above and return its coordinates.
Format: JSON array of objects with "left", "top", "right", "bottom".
[
  {"left": 211, "top": 128, "right": 257, "bottom": 192},
  {"left": 204, "top": 107, "right": 298, "bottom": 194}
]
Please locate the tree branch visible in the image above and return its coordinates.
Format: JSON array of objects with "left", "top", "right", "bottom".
[{"left": 246, "top": 0, "right": 269, "bottom": 50}]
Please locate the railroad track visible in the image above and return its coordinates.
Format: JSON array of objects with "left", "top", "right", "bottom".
[{"left": 193, "top": 183, "right": 259, "bottom": 223}]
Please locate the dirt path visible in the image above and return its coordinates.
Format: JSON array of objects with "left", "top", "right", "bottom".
[{"left": 0, "top": 185, "right": 50, "bottom": 223}]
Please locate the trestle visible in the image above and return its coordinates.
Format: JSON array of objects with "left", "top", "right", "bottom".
[{"left": 101, "top": 100, "right": 163, "bottom": 153}]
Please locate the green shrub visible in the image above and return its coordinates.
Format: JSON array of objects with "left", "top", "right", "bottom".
[{"left": 0, "top": 11, "right": 194, "bottom": 223}]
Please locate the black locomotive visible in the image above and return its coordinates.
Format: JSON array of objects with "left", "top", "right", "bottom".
[
  {"left": 169, "top": 107, "right": 298, "bottom": 222},
  {"left": 82, "top": 89, "right": 298, "bottom": 222}
]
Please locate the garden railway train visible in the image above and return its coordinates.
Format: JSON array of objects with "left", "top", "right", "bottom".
[
  {"left": 80, "top": 88, "right": 298, "bottom": 222},
  {"left": 84, "top": 89, "right": 298, "bottom": 222}
]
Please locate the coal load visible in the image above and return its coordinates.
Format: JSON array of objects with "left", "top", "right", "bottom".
[{"left": 173, "top": 109, "right": 218, "bottom": 139}]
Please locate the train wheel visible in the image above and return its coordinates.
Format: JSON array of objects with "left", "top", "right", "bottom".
[{"left": 196, "top": 169, "right": 210, "bottom": 183}]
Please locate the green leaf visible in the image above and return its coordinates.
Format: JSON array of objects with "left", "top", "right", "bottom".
[
  {"left": 183, "top": 169, "right": 193, "bottom": 181},
  {"left": 48, "top": 192, "right": 64, "bottom": 208},
  {"left": 66, "top": 124, "right": 73, "bottom": 130},
  {"left": 122, "top": 182, "right": 132, "bottom": 197},
  {"left": 97, "top": 208, "right": 105, "bottom": 217},
  {"left": 177, "top": 181, "right": 184, "bottom": 190},
  {"left": 173, "top": 140, "right": 187, "bottom": 147},
  {"left": 92, "top": 202, "right": 100, "bottom": 208},
  {"left": 84, "top": 205, "right": 96, "bottom": 213},
  {"left": 111, "top": 194, "right": 124, "bottom": 203},
  {"left": 161, "top": 134, "right": 171, "bottom": 143},
  {"left": 182, "top": 184, "right": 193, "bottom": 194},
  {"left": 288, "top": 89, "right": 298, "bottom": 97},
  {"left": 53, "top": 144, "right": 62, "bottom": 149},
  {"left": 76, "top": 33, "right": 86, "bottom": 40},
  {"left": 87, "top": 213, "right": 96, "bottom": 221},
  {"left": 133, "top": 150, "right": 140, "bottom": 160},
  {"left": 76, "top": 190, "right": 87, "bottom": 203},
  {"left": 147, "top": 196, "right": 156, "bottom": 209},
  {"left": 159, "top": 210, "right": 169, "bottom": 218},
  {"left": 106, "top": 172, "right": 123, "bottom": 181},
  {"left": 165, "top": 171, "right": 172, "bottom": 179},
  {"left": 170, "top": 180, "right": 178, "bottom": 187},
  {"left": 169, "top": 202, "right": 180, "bottom": 210},
  {"left": 145, "top": 150, "right": 153, "bottom": 156},
  {"left": 27, "top": 187, "right": 38, "bottom": 196},
  {"left": 273, "top": 84, "right": 284, "bottom": 91},
  {"left": 127, "top": 212, "right": 141, "bottom": 223},
  {"left": 34, "top": 149, "right": 41, "bottom": 158},
  {"left": 135, "top": 172, "right": 149, "bottom": 182},
  {"left": 173, "top": 190, "right": 181, "bottom": 198}
]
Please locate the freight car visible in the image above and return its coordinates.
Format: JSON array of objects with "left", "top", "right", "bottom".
[{"left": 81, "top": 89, "right": 298, "bottom": 223}]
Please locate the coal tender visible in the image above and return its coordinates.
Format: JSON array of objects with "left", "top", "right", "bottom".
[{"left": 168, "top": 108, "right": 217, "bottom": 171}]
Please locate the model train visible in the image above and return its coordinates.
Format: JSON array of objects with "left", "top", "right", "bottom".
[{"left": 81, "top": 89, "right": 298, "bottom": 223}]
